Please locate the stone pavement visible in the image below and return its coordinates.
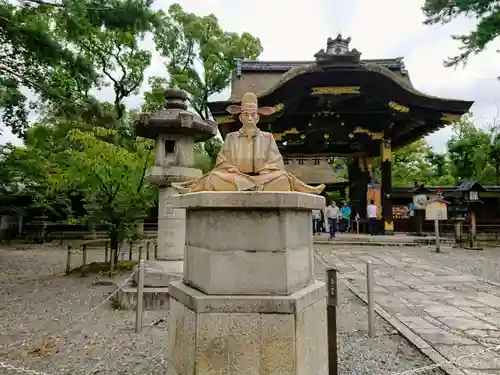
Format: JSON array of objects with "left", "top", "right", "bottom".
[
  {"left": 316, "top": 246, "right": 500, "bottom": 375},
  {"left": 313, "top": 232, "right": 451, "bottom": 246}
]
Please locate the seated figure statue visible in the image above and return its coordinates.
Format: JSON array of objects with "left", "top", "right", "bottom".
[{"left": 171, "top": 92, "right": 325, "bottom": 194}]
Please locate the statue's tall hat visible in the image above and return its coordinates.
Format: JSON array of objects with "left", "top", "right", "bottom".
[{"left": 226, "top": 92, "right": 276, "bottom": 116}]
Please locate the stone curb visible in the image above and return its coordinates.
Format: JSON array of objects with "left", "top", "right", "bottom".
[
  {"left": 313, "top": 240, "right": 420, "bottom": 247},
  {"left": 345, "top": 281, "right": 467, "bottom": 375}
]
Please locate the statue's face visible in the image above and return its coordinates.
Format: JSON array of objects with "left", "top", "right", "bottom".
[{"left": 240, "top": 108, "right": 259, "bottom": 128}]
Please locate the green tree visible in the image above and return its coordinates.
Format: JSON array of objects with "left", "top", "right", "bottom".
[
  {"left": 204, "top": 137, "right": 223, "bottom": 168},
  {"left": 447, "top": 114, "right": 492, "bottom": 182},
  {"left": 0, "top": 0, "right": 158, "bottom": 137},
  {"left": 63, "top": 127, "right": 156, "bottom": 259},
  {"left": 488, "top": 132, "right": 500, "bottom": 185},
  {"left": 141, "top": 76, "right": 170, "bottom": 113},
  {"left": 73, "top": 28, "right": 152, "bottom": 121},
  {"left": 0, "top": 124, "right": 75, "bottom": 221},
  {"left": 426, "top": 151, "right": 448, "bottom": 178},
  {"left": 153, "top": 3, "right": 263, "bottom": 120},
  {"left": 422, "top": 0, "right": 500, "bottom": 66},
  {"left": 392, "top": 140, "right": 435, "bottom": 186}
]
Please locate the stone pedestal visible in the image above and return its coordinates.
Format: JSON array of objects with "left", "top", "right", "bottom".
[
  {"left": 158, "top": 186, "right": 187, "bottom": 261},
  {"left": 143, "top": 165, "right": 201, "bottom": 284},
  {"left": 168, "top": 281, "right": 327, "bottom": 375},
  {"left": 169, "top": 191, "right": 327, "bottom": 375}
]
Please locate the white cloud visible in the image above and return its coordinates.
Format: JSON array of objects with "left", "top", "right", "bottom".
[{"left": 2, "top": 0, "right": 498, "bottom": 154}]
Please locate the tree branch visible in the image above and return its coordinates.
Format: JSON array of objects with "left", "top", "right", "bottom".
[
  {"left": 93, "top": 171, "right": 112, "bottom": 200},
  {"left": 136, "top": 147, "right": 152, "bottom": 193}
]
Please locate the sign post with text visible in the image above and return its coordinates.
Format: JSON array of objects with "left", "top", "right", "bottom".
[
  {"left": 425, "top": 195, "right": 450, "bottom": 253},
  {"left": 326, "top": 268, "right": 338, "bottom": 375}
]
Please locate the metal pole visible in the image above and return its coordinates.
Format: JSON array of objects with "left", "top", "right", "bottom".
[
  {"left": 366, "top": 261, "right": 375, "bottom": 337},
  {"left": 434, "top": 219, "right": 440, "bottom": 253},
  {"left": 326, "top": 268, "right": 338, "bottom": 375},
  {"left": 135, "top": 259, "right": 145, "bottom": 333}
]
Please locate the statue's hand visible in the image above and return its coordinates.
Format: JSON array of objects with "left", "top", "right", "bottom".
[
  {"left": 259, "top": 169, "right": 271, "bottom": 175},
  {"left": 228, "top": 167, "right": 239, "bottom": 173}
]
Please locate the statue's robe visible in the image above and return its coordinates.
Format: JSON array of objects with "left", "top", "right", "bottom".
[{"left": 172, "top": 129, "right": 325, "bottom": 194}]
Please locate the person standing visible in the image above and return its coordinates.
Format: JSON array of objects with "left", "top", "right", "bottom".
[
  {"left": 340, "top": 202, "right": 351, "bottom": 233},
  {"left": 367, "top": 200, "right": 378, "bottom": 236},
  {"left": 326, "top": 201, "right": 340, "bottom": 239},
  {"left": 312, "top": 209, "right": 321, "bottom": 235}
]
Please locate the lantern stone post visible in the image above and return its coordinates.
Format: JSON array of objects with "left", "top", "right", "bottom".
[{"left": 115, "top": 88, "right": 216, "bottom": 309}]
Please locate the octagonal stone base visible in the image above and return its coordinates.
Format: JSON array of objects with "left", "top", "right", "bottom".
[
  {"left": 172, "top": 191, "right": 325, "bottom": 296},
  {"left": 167, "top": 281, "right": 327, "bottom": 375}
]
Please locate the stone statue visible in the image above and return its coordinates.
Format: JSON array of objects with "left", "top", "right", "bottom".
[{"left": 171, "top": 92, "right": 325, "bottom": 194}]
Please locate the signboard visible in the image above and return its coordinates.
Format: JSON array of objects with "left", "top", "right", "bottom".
[
  {"left": 469, "top": 191, "right": 479, "bottom": 201},
  {"left": 326, "top": 268, "right": 338, "bottom": 306},
  {"left": 425, "top": 200, "right": 448, "bottom": 221},
  {"left": 413, "top": 194, "right": 428, "bottom": 210}
]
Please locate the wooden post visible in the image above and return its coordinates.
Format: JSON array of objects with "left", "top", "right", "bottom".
[
  {"left": 82, "top": 244, "right": 87, "bottom": 266},
  {"left": 138, "top": 245, "right": 143, "bottom": 261},
  {"left": 348, "top": 157, "right": 368, "bottom": 226},
  {"left": 434, "top": 219, "right": 440, "bottom": 253},
  {"left": 380, "top": 139, "right": 394, "bottom": 235},
  {"left": 128, "top": 240, "right": 133, "bottom": 261},
  {"left": 109, "top": 247, "right": 115, "bottom": 278},
  {"left": 454, "top": 220, "right": 462, "bottom": 247},
  {"left": 366, "top": 261, "right": 375, "bottom": 337},
  {"left": 326, "top": 268, "right": 338, "bottom": 375},
  {"left": 470, "top": 210, "right": 477, "bottom": 249},
  {"left": 65, "top": 245, "right": 72, "bottom": 275},
  {"left": 135, "top": 259, "right": 145, "bottom": 333},
  {"left": 104, "top": 242, "right": 109, "bottom": 263}
]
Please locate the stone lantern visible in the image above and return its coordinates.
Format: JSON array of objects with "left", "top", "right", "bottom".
[{"left": 129, "top": 88, "right": 217, "bottom": 305}]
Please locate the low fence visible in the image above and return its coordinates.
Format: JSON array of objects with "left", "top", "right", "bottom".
[
  {"left": 5, "top": 222, "right": 159, "bottom": 243},
  {"left": 65, "top": 238, "right": 158, "bottom": 275}
]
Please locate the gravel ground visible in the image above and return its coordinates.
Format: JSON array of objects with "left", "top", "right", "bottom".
[
  {"left": 1, "top": 243, "right": 443, "bottom": 375},
  {"left": 0, "top": 244, "right": 169, "bottom": 375}
]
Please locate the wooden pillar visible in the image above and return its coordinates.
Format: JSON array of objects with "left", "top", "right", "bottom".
[
  {"left": 359, "top": 157, "right": 370, "bottom": 220},
  {"left": 469, "top": 207, "right": 477, "bottom": 249},
  {"left": 365, "top": 156, "right": 376, "bottom": 184},
  {"left": 348, "top": 156, "right": 368, "bottom": 228},
  {"left": 380, "top": 139, "right": 394, "bottom": 234},
  {"left": 340, "top": 187, "right": 346, "bottom": 201}
]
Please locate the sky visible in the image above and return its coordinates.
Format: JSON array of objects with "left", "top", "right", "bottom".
[{"left": 2, "top": 0, "right": 499, "bottom": 153}]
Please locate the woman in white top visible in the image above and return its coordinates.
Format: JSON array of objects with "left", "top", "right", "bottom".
[
  {"left": 366, "top": 200, "right": 378, "bottom": 235},
  {"left": 312, "top": 210, "right": 321, "bottom": 235}
]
